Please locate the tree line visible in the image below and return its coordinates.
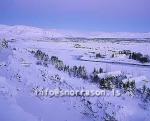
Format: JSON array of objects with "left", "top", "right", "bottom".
[{"left": 32, "top": 49, "right": 150, "bottom": 101}]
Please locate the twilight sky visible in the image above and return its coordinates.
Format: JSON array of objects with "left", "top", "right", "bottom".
[{"left": 0, "top": 0, "right": 150, "bottom": 32}]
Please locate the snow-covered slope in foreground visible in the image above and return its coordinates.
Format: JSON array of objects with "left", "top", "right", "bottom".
[{"left": 0, "top": 24, "right": 150, "bottom": 39}]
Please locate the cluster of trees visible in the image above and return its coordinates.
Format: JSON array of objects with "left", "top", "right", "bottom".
[
  {"left": 99, "top": 78, "right": 114, "bottom": 90},
  {"left": 33, "top": 50, "right": 88, "bottom": 80},
  {"left": 123, "top": 81, "right": 136, "bottom": 93},
  {"left": 102, "top": 49, "right": 149, "bottom": 64},
  {"left": 90, "top": 68, "right": 125, "bottom": 90},
  {"left": 119, "top": 50, "right": 131, "bottom": 55},
  {"left": 69, "top": 66, "right": 88, "bottom": 79},
  {"left": 90, "top": 68, "right": 103, "bottom": 82},
  {"left": 129, "top": 52, "right": 150, "bottom": 63},
  {"left": 143, "top": 88, "right": 150, "bottom": 102},
  {"left": 95, "top": 53, "right": 105, "bottom": 58},
  {"left": 112, "top": 50, "right": 150, "bottom": 63},
  {"left": 50, "top": 56, "right": 88, "bottom": 79},
  {"left": 137, "top": 85, "right": 150, "bottom": 102},
  {"left": 99, "top": 75, "right": 127, "bottom": 90},
  {"left": 96, "top": 53, "right": 102, "bottom": 58},
  {"left": 34, "top": 50, "right": 49, "bottom": 66}
]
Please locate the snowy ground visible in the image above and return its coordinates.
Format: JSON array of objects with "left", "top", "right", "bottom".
[{"left": 0, "top": 25, "right": 150, "bottom": 121}]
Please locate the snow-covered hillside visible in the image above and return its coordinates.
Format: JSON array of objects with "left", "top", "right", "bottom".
[
  {"left": 89, "top": 32, "right": 150, "bottom": 38},
  {"left": 0, "top": 25, "right": 150, "bottom": 121},
  {"left": 0, "top": 24, "right": 65, "bottom": 40},
  {"left": 0, "top": 24, "right": 150, "bottom": 39}
]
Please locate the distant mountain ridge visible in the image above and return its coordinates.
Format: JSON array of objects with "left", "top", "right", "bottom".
[{"left": 0, "top": 24, "right": 150, "bottom": 39}]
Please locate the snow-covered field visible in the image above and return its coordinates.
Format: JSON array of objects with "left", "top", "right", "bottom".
[{"left": 0, "top": 25, "right": 150, "bottom": 121}]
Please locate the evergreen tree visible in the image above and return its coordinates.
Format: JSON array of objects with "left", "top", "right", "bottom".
[{"left": 1, "top": 39, "right": 8, "bottom": 48}]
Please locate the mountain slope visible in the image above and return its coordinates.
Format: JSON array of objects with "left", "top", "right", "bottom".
[{"left": 0, "top": 24, "right": 150, "bottom": 39}]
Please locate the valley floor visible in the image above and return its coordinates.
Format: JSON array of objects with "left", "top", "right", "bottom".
[{"left": 0, "top": 38, "right": 150, "bottom": 121}]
